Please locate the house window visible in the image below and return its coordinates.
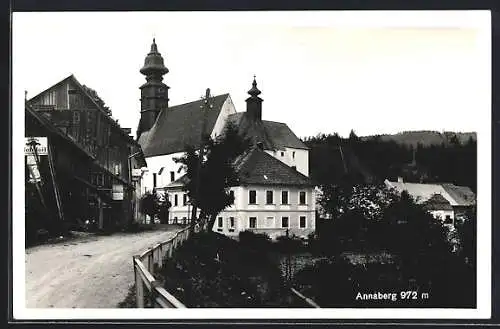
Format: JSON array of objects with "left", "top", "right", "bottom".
[
  {"left": 299, "top": 191, "right": 306, "bottom": 205},
  {"left": 265, "top": 216, "right": 274, "bottom": 228},
  {"left": 249, "top": 217, "right": 257, "bottom": 228},
  {"left": 170, "top": 171, "right": 175, "bottom": 182},
  {"left": 73, "top": 111, "right": 80, "bottom": 124},
  {"left": 266, "top": 191, "right": 274, "bottom": 204},
  {"left": 445, "top": 215, "right": 453, "bottom": 224},
  {"left": 174, "top": 194, "right": 178, "bottom": 206},
  {"left": 300, "top": 216, "right": 306, "bottom": 228},
  {"left": 292, "top": 151, "right": 295, "bottom": 159},
  {"left": 217, "top": 217, "right": 223, "bottom": 231},
  {"left": 281, "top": 191, "right": 289, "bottom": 205},
  {"left": 228, "top": 217, "right": 235, "bottom": 232},
  {"left": 249, "top": 190, "right": 257, "bottom": 204},
  {"left": 281, "top": 151, "right": 284, "bottom": 157},
  {"left": 153, "top": 173, "right": 157, "bottom": 188},
  {"left": 229, "top": 190, "right": 235, "bottom": 202},
  {"left": 281, "top": 217, "right": 289, "bottom": 228},
  {"left": 183, "top": 194, "right": 188, "bottom": 206}
]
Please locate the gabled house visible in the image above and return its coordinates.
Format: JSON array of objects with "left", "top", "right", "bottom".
[
  {"left": 165, "top": 145, "right": 316, "bottom": 239},
  {"left": 384, "top": 178, "right": 476, "bottom": 227},
  {"left": 27, "top": 74, "right": 146, "bottom": 230}
]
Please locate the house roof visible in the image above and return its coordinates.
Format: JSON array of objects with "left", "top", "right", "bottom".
[
  {"left": 227, "top": 112, "right": 309, "bottom": 151},
  {"left": 165, "top": 174, "right": 190, "bottom": 189},
  {"left": 165, "top": 146, "right": 314, "bottom": 189},
  {"left": 384, "top": 179, "right": 475, "bottom": 207},
  {"left": 233, "top": 147, "right": 314, "bottom": 186},
  {"left": 138, "top": 93, "right": 230, "bottom": 157},
  {"left": 441, "top": 183, "right": 476, "bottom": 206},
  {"left": 423, "top": 193, "right": 453, "bottom": 211},
  {"left": 28, "top": 74, "right": 138, "bottom": 145}
]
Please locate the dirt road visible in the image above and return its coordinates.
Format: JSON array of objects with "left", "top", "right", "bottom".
[{"left": 25, "top": 227, "right": 182, "bottom": 308}]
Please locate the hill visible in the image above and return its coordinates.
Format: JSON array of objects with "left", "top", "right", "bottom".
[{"left": 361, "top": 131, "right": 476, "bottom": 148}]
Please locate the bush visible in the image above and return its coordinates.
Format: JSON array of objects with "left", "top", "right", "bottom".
[
  {"left": 162, "top": 231, "right": 293, "bottom": 307},
  {"left": 275, "top": 235, "right": 304, "bottom": 253}
]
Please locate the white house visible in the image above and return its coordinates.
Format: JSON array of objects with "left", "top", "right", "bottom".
[
  {"left": 135, "top": 39, "right": 311, "bottom": 197},
  {"left": 384, "top": 178, "right": 476, "bottom": 227},
  {"left": 165, "top": 145, "right": 316, "bottom": 239}
]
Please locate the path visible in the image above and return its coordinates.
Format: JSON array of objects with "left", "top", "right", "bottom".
[{"left": 25, "top": 226, "right": 182, "bottom": 308}]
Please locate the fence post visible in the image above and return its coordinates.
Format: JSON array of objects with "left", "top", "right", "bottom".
[
  {"left": 133, "top": 256, "right": 145, "bottom": 308},
  {"left": 150, "top": 280, "right": 161, "bottom": 308},
  {"left": 158, "top": 244, "right": 164, "bottom": 268},
  {"left": 148, "top": 249, "right": 154, "bottom": 273}
]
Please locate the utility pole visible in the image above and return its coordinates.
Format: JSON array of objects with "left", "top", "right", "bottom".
[{"left": 191, "top": 88, "right": 213, "bottom": 228}]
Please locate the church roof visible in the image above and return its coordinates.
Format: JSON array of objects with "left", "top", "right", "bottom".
[
  {"left": 227, "top": 112, "right": 309, "bottom": 151},
  {"left": 138, "top": 93, "right": 230, "bottom": 157}
]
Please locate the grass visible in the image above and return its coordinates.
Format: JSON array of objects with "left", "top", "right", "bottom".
[{"left": 117, "top": 285, "right": 137, "bottom": 308}]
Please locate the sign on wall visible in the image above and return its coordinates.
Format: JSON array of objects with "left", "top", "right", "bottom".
[
  {"left": 25, "top": 137, "right": 48, "bottom": 156},
  {"left": 112, "top": 184, "right": 124, "bottom": 200}
]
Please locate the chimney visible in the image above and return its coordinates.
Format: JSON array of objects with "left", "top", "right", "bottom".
[
  {"left": 245, "top": 76, "right": 263, "bottom": 121},
  {"left": 397, "top": 177, "right": 404, "bottom": 183}
]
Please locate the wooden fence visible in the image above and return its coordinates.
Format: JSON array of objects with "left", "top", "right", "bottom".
[{"left": 132, "top": 225, "right": 192, "bottom": 308}]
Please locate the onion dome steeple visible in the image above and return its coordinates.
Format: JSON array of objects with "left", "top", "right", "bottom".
[
  {"left": 245, "top": 75, "right": 263, "bottom": 121},
  {"left": 247, "top": 75, "right": 261, "bottom": 98},
  {"left": 140, "top": 38, "right": 169, "bottom": 78},
  {"left": 138, "top": 38, "right": 170, "bottom": 138}
]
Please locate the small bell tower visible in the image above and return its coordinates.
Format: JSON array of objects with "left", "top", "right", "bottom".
[{"left": 245, "top": 75, "right": 263, "bottom": 121}]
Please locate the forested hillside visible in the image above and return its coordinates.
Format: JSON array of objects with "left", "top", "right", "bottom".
[
  {"left": 303, "top": 130, "right": 477, "bottom": 192},
  {"left": 361, "top": 130, "right": 476, "bottom": 148}
]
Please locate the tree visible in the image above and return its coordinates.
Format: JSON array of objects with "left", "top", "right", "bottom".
[
  {"left": 140, "top": 191, "right": 161, "bottom": 223},
  {"left": 174, "top": 121, "right": 251, "bottom": 231}
]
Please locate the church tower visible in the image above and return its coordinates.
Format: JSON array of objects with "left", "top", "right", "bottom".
[
  {"left": 245, "top": 76, "right": 263, "bottom": 121},
  {"left": 138, "top": 38, "right": 169, "bottom": 137}
]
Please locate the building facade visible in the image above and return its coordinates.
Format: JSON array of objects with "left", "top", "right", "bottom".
[{"left": 27, "top": 75, "right": 146, "bottom": 231}]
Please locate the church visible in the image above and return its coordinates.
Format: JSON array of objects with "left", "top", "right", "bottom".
[{"left": 136, "top": 39, "right": 316, "bottom": 239}]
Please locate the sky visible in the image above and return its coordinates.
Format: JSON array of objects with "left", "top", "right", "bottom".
[{"left": 13, "top": 11, "right": 490, "bottom": 139}]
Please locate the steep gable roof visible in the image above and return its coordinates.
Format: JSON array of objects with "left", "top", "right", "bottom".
[
  {"left": 227, "top": 112, "right": 308, "bottom": 151},
  {"left": 139, "top": 94, "right": 230, "bottom": 157},
  {"left": 28, "top": 74, "right": 137, "bottom": 144}
]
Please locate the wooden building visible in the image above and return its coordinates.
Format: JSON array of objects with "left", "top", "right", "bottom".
[{"left": 26, "top": 75, "right": 146, "bottom": 233}]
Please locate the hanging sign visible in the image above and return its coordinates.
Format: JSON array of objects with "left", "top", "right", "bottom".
[
  {"left": 112, "top": 184, "right": 124, "bottom": 200},
  {"left": 25, "top": 137, "right": 48, "bottom": 156}
]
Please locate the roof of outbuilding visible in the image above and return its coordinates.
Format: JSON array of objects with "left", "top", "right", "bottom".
[
  {"left": 138, "top": 93, "right": 230, "bottom": 157},
  {"left": 384, "top": 179, "right": 476, "bottom": 207},
  {"left": 441, "top": 183, "right": 476, "bottom": 206}
]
